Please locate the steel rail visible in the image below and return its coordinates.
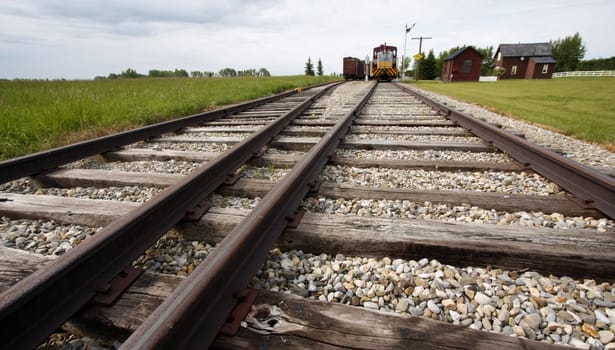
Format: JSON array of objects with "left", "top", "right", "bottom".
[
  {"left": 395, "top": 83, "right": 615, "bottom": 220},
  {"left": 0, "top": 84, "right": 338, "bottom": 350},
  {"left": 0, "top": 86, "right": 315, "bottom": 185},
  {"left": 120, "top": 82, "right": 378, "bottom": 349}
]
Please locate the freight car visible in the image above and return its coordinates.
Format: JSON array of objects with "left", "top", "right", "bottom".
[
  {"left": 343, "top": 57, "right": 365, "bottom": 80},
  {"left": 372, "top": 43, "right": 398, "bottom": 81}
]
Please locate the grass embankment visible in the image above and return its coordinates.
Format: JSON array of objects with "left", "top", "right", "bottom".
[
  {"left": 411, "top": 78, "right": 615, "bottom": 151},
  {"left": 0, "top": 76, "right": 339, "bottom": 160}
]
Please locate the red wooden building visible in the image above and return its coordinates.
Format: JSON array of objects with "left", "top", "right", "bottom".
[
  {"left": 441, "top": 47, "right": 483, "bottom": 82},
  {"left": 493, "top": 43, "right": 556, "bottom": 79}
]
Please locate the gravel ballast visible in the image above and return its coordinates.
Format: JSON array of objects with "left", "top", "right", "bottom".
[{"left": 2, "top": 81, "right": 614, "bottom": 349}]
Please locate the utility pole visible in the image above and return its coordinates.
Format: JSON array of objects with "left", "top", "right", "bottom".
[
  {"left": 411, "top": 36, "right": 432, "bottom": 80},
  {"left": 401, "top": 23, "right": 415, "bottom": 81}
]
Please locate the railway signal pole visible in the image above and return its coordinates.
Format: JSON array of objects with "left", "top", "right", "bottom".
[
  {"left": 401, "top": 23, "right": 415, "bottom": 81},
  {"left": 412, "top": 36, "right": 432, "bottom": 80}
]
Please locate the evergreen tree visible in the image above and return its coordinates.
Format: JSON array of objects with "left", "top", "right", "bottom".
[
  {"left": 419, "top": 50, "right": 437, "bottom": 80},
  {"left": 551, "top": 32, "right": 586, "bottom": 72},
  {"left": 305, "top": 57, "right": 315, "bottom": 76},
  {"left": 317, "top": 58, "right": 324, "bottom": 76}
]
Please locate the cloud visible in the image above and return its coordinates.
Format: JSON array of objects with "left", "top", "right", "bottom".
[{"left": 21, "top": 0, "right": 270, "bottom": 25}]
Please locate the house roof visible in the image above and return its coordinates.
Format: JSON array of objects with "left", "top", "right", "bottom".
[
  {"left": 444, "top": 46, "right": 483, "bottom": 61},
  {"left": 496, "top": 43, "right": 552, "bottom": 57},
  {"left": 530, "top": 56, "right": 557, "bottom": 64}
]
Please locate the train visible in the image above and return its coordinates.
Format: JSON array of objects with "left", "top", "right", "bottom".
[
  {"left": 342, "top": 57, "right": 365, "bottom": 80},
  {"left": 343, "top": 43, "right": 398, "bottom": 81}
]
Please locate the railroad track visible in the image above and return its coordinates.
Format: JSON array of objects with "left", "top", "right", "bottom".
[{"left": 0, "top": 81, "right": 614, "bottom": 349}]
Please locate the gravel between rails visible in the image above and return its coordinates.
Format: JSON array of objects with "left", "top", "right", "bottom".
[
  {"left": 336, "top": 149, "right": 514, "bottom": 162},
  {"left": 73, "top": 159, "right": 203, "bottom": 175},
  {"left": 130, "top": 140, "right": 232, "bottom": 153},
  {"left": 345, "top": 133, "right": 483, "bottom": 142},
  {"left": 320, "top": 165, "right": 564, "bottom": 196}
]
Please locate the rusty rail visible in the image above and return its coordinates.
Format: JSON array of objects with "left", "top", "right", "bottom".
[
  {"left": 395, "top": 83, "right": 615, "bottom": 220},
  {"left": 119, "top": 82, "right": 377, "bottom": 349},
  {"left": 0, "top": 83, "right": 338, "bottom": 350}
]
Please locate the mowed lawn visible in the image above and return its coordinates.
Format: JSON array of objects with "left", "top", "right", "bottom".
[
  {"left": 412, "top": 78, "right": 615, "bottom": 151},
  {"left": 0, "top": 76, "right": 339, "bottom": 160}
]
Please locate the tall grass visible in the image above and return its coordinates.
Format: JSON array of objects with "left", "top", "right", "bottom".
[
  {"left": 0, "top": 76, "right": 339, "bottom": 160},
  {"left": 411, "top": 78, "right": 615, "bottom": 150}
]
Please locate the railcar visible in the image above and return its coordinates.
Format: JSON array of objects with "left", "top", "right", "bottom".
[
  {"left": 343, "top": 57, "right": 365, "bottom": 80},
  {"left": 372, "top": 43, "right": 398, "bottom": 81}
]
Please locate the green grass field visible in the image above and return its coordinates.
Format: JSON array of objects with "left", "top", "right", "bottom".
[
  {"left": 0, "top": 76, "right": 339, "bottom": 160},
  {"left": 409, "top": 78, "right": 615, "bottom": 151}
]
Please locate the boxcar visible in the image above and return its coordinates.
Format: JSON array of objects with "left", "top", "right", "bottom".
[{"left": 343, "top": 57, "right": 365, "bottom": 80}]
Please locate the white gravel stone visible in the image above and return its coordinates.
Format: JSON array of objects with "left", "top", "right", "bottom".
[
  {"left": 427, "top": 299, "right": 441, "bottom": 314},
  {"left": 363, "top": 301, "right": 379, "bottom": 310},
  {"left": 600, "top": 330, "right": 615, "bottom": 344},
  {"left": 474, "top": 292, "right": 492, "bottom": 305},
  {"left": 524, "top": 313, "right": 541, "bottom": 330}
]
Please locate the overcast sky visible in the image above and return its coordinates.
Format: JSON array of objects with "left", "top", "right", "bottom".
[{"left": 1, "top": 0, "right": 613, "bottom": 79}]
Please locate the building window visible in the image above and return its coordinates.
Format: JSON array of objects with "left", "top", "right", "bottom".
[
  {"left": 462, "top": 59, "right": 472, "bottom": 73},
  {"left": 497, "top": 52, "right": 502, "bottom": 61},
  {"left": 542, "top": 64, "right": 549, "bottom": 74},
  {"left": 511, "top": 65, "right": 518, "bottom": 75}
]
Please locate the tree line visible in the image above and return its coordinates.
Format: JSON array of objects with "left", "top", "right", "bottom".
[
  {"left": 304, "top": 57, "right": 324, "bottom": 76},
  {"left": 218, "top": 68, "right": 271, "bottom": 77},
  {"left": 404, "top": 32, "right": 614, "bottom": 80},
  {"left": 96, "top": 67, "right": 271, "bottom": 80}
]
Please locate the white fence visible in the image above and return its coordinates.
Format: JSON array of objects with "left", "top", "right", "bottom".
[
  {"left": 479, "top": 76, "right": 498, "bottom": 82},
  {"left": 552, "top": 70, "right": 615, "bottom": 78}
]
